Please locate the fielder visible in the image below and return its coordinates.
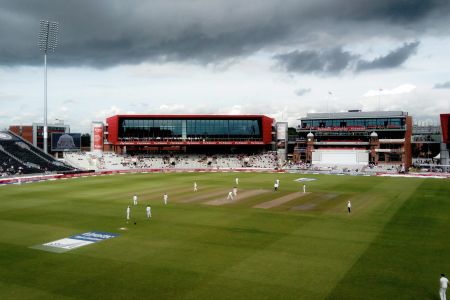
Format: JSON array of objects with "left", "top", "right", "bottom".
[
  {"left": 235, "top": 177, "right": 239, "bottom": 185},
  {"left": 233, "top": 186, "right": 238, "bottom": 197},
  {"left": 274, "top": 182, "right": 279, "bottom": 191},
  {"left": 276, "top": 179, "right": 280, "bottom": 187},
  {"left": 440, "top": 274, "right": 448, "bottom": 300},
  {"left": 126, "top": 205, "right": 131, "bottom": 222},
  {"left": 163, "top": 193, "right": 168, "bottom": 205},
  {"left": 303, "top": 184, "right": 306, "bottom": 193},
  {"left": 227, "top": 191, "right": 234, "bottom": 200},
  {"left": 133, "top": 194, "right": 138, "bottom": 206},
  {"left": 194, "top": 182, "right": 198, "bottom": 192},
  {"left": 146, "top": 205, "right": 151, "bottom": 219},
  {"left": 347, "top": 200, "right": 352, "bottom": 214}
]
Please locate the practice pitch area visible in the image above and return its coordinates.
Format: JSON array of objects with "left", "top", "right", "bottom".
[{"left": 0, "top": 172, "right": 449, "bottom": 299}]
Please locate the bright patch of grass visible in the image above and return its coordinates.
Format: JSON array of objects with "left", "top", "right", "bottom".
[{"left": 0, "top": 173, "right": 448, "bottom": 299}]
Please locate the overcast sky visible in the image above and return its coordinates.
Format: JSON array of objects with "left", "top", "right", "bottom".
[{"left": 1, "top": 0, "right": 450, "bottom": 132}]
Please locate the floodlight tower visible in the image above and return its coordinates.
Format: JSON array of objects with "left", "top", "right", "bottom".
[{"left": 38, "top": 20, "right": 59, "bottom": 153}]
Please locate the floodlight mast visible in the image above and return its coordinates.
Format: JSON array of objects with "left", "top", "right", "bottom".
[{"left": 38, "top": 20, "right": 59, "bottom": 154}]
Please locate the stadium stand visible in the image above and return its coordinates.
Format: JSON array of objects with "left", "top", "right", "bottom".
[
  {"left": 0, "top": 131, "right": 75, "bottom": 175},
  {"left": 64, "top": 152, "right": 98, "bottom": 170},
  {"left": 295, "top": 111, "right": 413, "bottom": 169},
  {"left": 0, "top": 149, "right": 40, "bottom": 176},
  {"left": 63, "top": 150, "right": 409, "bottom": 175},
  {"left": 62, "top": 149, "right": 415, "bottom": 176},
  {"left": 63, "top": 151, "right": 279, "bottom": 171}
]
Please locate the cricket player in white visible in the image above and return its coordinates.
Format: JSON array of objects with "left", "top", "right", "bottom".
[
  {"left": 303, "top": 184, "right": 306, "bottom": 193},
  {"left": 235, "top": 177, "right": 239, "bottom": 185},
  {"left": 133, "top": 194, "right": 138, "bottom": 206},
  {"left": 194, "top": 182, "right": 198, "bottom": 192},
  {"left": 274, "top": 182, "right": 278, "bottom": 191},
  {"left": 233, "top": 186, "right": 237, "bottom": 197},
  {"left": 163, "top": 193, "right": 168, "bottom": 205},
  {"left": 227, "top": 191, "right": 234, "bottom": 200},
  {"left": 347, "top": 200, "right": 352, "bottom": 213},
  {"left": 126, "top": 205, "right": 131, "bottom": 222},
  {"left": 146, "top": 205, "right": 151, "bottom": 219},
  {"left": 440, "top": 274, "right": 448, "bottom": 300},
  {"left": 276, "top": 179, "right": 280, "bottom": 187}
]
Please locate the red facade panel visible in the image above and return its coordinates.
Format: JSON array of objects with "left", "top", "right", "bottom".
[
  {"left": 115, "top": 141, "right": 266, "bottom": 146},
  {"left": 8, "top": 126, "right": 33, "bottom": 144},
  {"left": 109, "top": 114, "right": 270, "bottom": 119},
  {"left": 441, "top": 114, "right": 450, "bottom": 144},
  {"left": 261, "top": 116, "right": 274, "bottom": 144},
  {"left": 106, "top": 115, "right": 119, "bottom": 144}
]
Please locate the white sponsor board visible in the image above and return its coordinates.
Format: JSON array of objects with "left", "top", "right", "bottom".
[
  {"left": 294, "top": 178, "right": 317, "bottom": 182},
  {"left": 312, "top": 150, "right": 369, "bottom": 165},
  {"left": 33, "top": 231, "right": 119, "bottom": 253},
  {"left": 43, "top": 238, "right": 94, "bottom": 250}
]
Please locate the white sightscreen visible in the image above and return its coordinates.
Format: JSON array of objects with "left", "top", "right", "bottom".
[
  {"left": 312, "top": 150, "right": 369, "bottom": 165},
  {"left": 276, "top": 123, "right": 287, "bottom": 140}
]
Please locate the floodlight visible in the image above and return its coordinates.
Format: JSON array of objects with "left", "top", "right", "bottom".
[{"left": 38, "top": 20, "right": 59, "bottom": 153}]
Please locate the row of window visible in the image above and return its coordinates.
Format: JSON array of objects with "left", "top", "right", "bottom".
[
  {"left": 119, "top": 119, "right": 262, "bottom": 139},
  {"left": 301, "top": 118, "right": 405, "bottom": 128},
  {"left": 299, "top": 131, "right": 406, "bottom": 139},
  {"left": 35, "top": 126, "right": 67, "bottom": 137}
]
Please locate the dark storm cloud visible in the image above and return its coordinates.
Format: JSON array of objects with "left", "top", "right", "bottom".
[
  {"left": 275, "top": 41, "right": 419, "bottom": 75},
  {"left": 344, "top": 0, "right": 447, "bottom": 23},
  {"left": 356, "top": 42, "right": 419, "bottom": 72},
  {"left": 434, "top": 81, "right": 450, "bottom": 89},
  {"left": 274, "top": 48, "right": 357, "bottom": 75},
  {"left": 0, "top": 0, "right": 448, "bottom": 68}
]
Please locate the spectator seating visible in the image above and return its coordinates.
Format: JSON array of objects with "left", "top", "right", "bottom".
[
  {"left": 0, "top": 148, "right": 41, "bottom": 176},
  {"left": 0, "top": 131, "right": 75, "bottom": 175},
  {"left": 64, "top": 152, "right": 279, "bottom": 171}
]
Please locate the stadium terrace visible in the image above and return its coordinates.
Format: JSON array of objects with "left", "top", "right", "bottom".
[{"left": 1, "top": 111, "right": 449, "bottom": 177}]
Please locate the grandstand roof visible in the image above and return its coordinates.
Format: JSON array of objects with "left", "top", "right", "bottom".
[
  {"left": 300, "top": 111, "right": 408, "bottom": 120},
  {"left": 108, "top": 114, "right": 272, "bottom": 119}
]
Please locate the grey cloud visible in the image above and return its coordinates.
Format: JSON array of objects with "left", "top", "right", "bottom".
[
  {"left": 0, "top": 0, "right": 448, "bottom": 68},
  {"left": 434, "top": 81, "right": 450, "bottom": 89},
  {"left": 295, "top": 88, "right": 311, "bottom": 96},
  {"left": 345, "top": 0, "right": 447, "bottom": 23},
  {"left": 0, "top": 0, "right": 290, "bottom": 67},
  {"left": 274, "top": 48, "right": 357, "bottom": 75},
  {"left": 356, "top": 42, "right": 419, "bottom": 72},
  {"left": 275, "top": 42, "right": 419, "bottom": 75}
]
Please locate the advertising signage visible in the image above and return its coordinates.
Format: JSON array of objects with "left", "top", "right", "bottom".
[
  {"left": 116, "top": 140, "right": 265, "bottom": 146},
  {"left": 51, "top": 133, "right": 81, "bottom": 151}
]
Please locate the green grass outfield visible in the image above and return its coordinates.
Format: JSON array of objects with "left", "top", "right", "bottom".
[{"left": 0, "top": 172, "right": 449, "bottom": 299}]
